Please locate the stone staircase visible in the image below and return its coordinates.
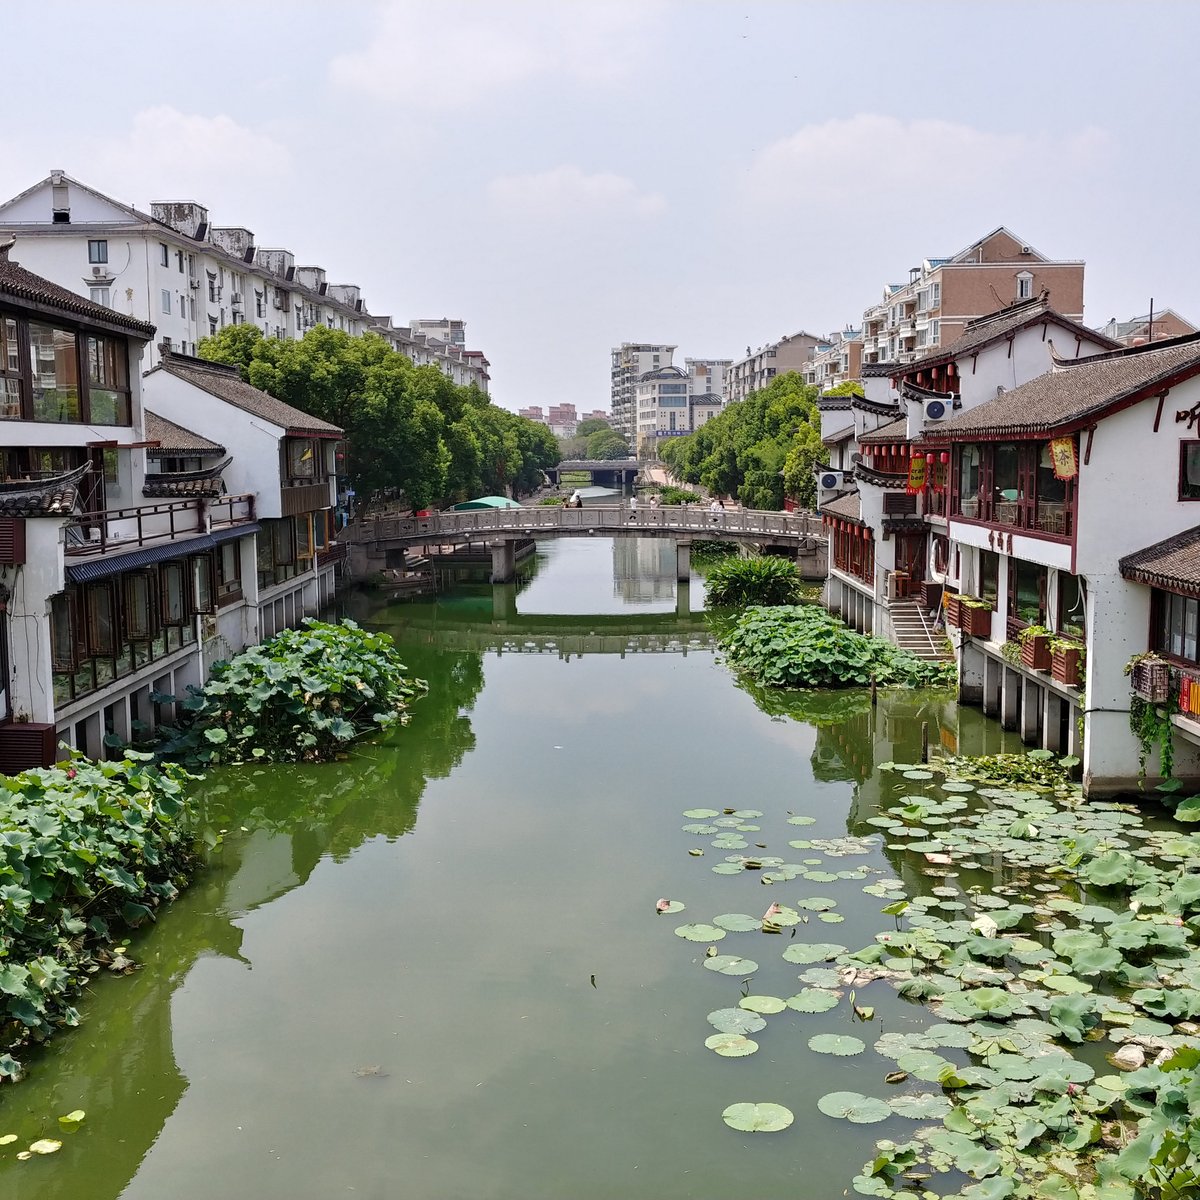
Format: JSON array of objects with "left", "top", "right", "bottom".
[{"left": 888, "top": 599, "right": 953, "bottom": 661}]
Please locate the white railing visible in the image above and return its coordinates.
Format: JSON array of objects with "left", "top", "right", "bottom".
[{"left": 343, "top": 505, "right": 825, "bottom": 546}]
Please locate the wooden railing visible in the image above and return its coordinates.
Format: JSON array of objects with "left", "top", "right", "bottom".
[
  {"left": 341, "top": 505, "right": 827, "bottom": 546},
  {"left": 64, "top": 493, "right": 255, "bottom": 556}
]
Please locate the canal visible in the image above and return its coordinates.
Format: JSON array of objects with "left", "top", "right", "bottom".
[{"left": 2, "top": 536, "right": 1023, "bottom": 1199}]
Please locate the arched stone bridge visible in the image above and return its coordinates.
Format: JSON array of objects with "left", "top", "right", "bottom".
[{"left": 341, "top": 504, "right": 827, "bottom": 582}]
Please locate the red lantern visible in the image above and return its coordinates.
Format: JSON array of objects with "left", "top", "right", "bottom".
[
  {"left": 901, "top": 445, "right": 908, "bottom": 456},
  {"left": 940, "top": 452, "right": 949, "bottom": 464},
  {"left": 862, "top": 526, "right": 870, "bottom": 540},
  {"left": 926, "top": 453, "right": 935, "bottom": 465}
]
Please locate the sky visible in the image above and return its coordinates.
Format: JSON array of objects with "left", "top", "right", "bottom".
[{"left": 2, "top": 0, "right": 1198, "bottom": 412}]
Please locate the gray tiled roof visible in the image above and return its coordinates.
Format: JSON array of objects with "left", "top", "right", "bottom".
[
  {"left": 144, "top": 410, "right": 226, "bottom": 456},
  {"left": 924, "top": 333, "right": 1200, "bottom": 440},
  {"left": 820, "top": 491, "right": 863, "bottom": 522},
  {"left": 0, "top": 244, "right": 156, "bottom": 337},
  {"left": 857, "top": 417, "right": 910, "bottom": 444},
  {"left": 821, "top": 424, "right": 855, "bottom": 446},
  {"left": 1120, "top": 525, "right": 1200, "bottom": 595},
  {"left": 0, "top": 462, "right": 86, "bottom": 516},
  {"left": 153, "top": 352, "right": 343, "bottom": 436},
  {"left": 909, "top": 298, "right": 1117, "bottom": 372}
]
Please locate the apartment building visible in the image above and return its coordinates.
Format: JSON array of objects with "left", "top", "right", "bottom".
[
  {"left": 727, "top": 330, "right": 821, "bottom": 404},
  {"left": 803, "top": 329, "right": 864, "bottom": 389},
  {"left": 547, "top": 403, "right": 577, "bottom": 438},
  {"left": 518, "top": 406, "right": 544, "bottom": 422},
  {"left": 0, "top": 171, "right": 490, "bottom": 392},
  {"left": 1099, "top": 309, "right": 1198, "bottom": 347},
  {"left": 610, "top": 342, "right": 676, "bottom": 440},
  {"left": 684, "top": 357, "right": 731, "bottom": 403},
  {"left": 635, "top": 365, "right": 691, "bottom": 449},
  {"left": 859, "top": 227, "right": 1085, "bottom": 368},
  {"left": 410, "top": 317, "right": 465, "bottom": 347}
]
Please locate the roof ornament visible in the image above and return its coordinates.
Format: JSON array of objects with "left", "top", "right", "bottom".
[{"left": 0, "top": 234, "right": 14, "bottom": 261}]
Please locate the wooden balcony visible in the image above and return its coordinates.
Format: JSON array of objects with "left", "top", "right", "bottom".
[
  {"left": 280, "top": 481, "right": 332, "bottom": 516},
  {"left": 64, "top": 494, "right": 255, "bottom": 557}
]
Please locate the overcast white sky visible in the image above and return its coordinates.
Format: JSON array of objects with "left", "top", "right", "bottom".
[{"left": 3, "top": 1, "right": 1196, "bottom": 411}]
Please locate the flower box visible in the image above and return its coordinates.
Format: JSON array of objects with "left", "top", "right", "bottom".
[
  {"left": 1051, "top": 645, "right": 1084, "bottom": 688},
  {"left": 1020, "top": 633, "right": 1052, "bottom": 671},
  {"left": 944, "top": 594, "right": 963, "bottom": 629},
  {"left": 1131, "top": 656, "right": 1171, "bottom": 703},
  {"left": 960, "top": 603, "right": 993, "bottom": 639}
]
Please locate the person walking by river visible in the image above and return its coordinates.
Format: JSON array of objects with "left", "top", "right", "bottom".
[{"left": 628, "top": 494, "right": 638, "bottom": 521}]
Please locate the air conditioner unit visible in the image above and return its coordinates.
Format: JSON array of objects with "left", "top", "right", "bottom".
[
  {"left": 1020, "top": 245, "right": 1032, "bottom": 253},
  {"left": 91, "top": 265, "right": 104, "bottom": 278},
  {"left": 924, "top": 398, "right": 948, "bottom": 421},
  {"left": 189, "top": 278, "right": 201, "bottom": 289},
  {"left": 230, "top": 292, "right": 243, "bottom": 309},
  {"left": 817, "top": 469, "right": 849, "bottom": 491},
  {"left": 273, "top": 295, "right": 287, "bottom": 310}
]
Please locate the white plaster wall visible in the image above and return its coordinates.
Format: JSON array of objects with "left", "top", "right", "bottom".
[
  {"left": 4, "top": 520, "right": 66, "bottom": 723},
  {"left": 141, "top": 371, "right": 286, "bottom": 516}
]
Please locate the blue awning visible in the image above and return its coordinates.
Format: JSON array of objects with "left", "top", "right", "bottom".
[{"left": 65, "top": 522, "right": 259, "bottom": 584}]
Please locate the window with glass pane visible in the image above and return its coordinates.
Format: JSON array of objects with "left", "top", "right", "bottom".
[
  {"left": 295, "top": 514, "right": 314, "bottom": 559},
  {"left": 218, "top": 541, "right": 242, "bottom": 596},
  {"left": 957, "top": 445, "right": 981, "bottom": 517},
  {"left": 1010, "top": 559, "right": 1046, "bottom": 625},
  {"left": 86, "top": 336, "right": 130, "bottom": 425},
  {"left": 979, "top": 550, "right": 1000, "bottom": 606},
  {"left": 313, "top": 511, "right": 329, "bottom": 550},
  {"left": 993, "top": 444, "right": 1019, "bottom": 505},
  {"left": 124, "top": 572, "right": 158, "bottom": 640},
  {"left": 160, "top": 562, "right": 188, "bottom": 625},
  {"left": 86, "top": 583, "right": 116, "bottom": 655},
  {"left": 28, "top": 323, "right": 80, "bottom": 422},
  {"left": 1054, "top": 573, "right": 1086, "bottom": 638},
  {"left": 287, "top": 440, "right": 316, "bottom": 479},
  {"left": 50, "top": 594, "right": 77, "bottom": 671},
  {"left": 1181, "top": 443, "right": 1200, "bottom": 499},
  {"left": 272, "top": 518, "right": 295, "bottom": 564},
  {"left": 193, "top": 555, "right": 215, "bottom": 614},
  {"left": 257, "top": 528, "right": 275, "bottom": 588}
]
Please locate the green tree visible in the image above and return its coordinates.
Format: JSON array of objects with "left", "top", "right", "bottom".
[
  {"left": 577, "top": 416, "right": 610, "bottom": 438},
  {"left": 659, "top": 372, "right": 826, "bottom": 510},
  {"left": 198, "top": 326, "right": 558, "bottom": 508},
  {"left": 586, "top": 428, "right": 631, "bottom": 460}
]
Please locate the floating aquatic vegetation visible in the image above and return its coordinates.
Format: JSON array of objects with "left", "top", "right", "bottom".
[{"left": 720, "top": 1101, "right": 794, "bottom": 1132}]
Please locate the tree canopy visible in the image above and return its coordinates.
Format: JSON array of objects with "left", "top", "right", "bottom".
[
  {"left": 659, "top": 372, "right": 828, "bottom": 510},
  {"left": 198, "top": 325, "right": 558, "bottom": 509},
  {"left": 585, "top": 428, "right": 632, "bottom": 460}
]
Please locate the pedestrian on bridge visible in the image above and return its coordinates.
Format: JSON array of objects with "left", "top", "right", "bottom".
[{"left": 628, "top": 494, "right": 638, "bottom": 521}]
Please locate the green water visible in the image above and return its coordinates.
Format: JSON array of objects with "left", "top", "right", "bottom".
[{"left": 0, "top": 538, "right": 1023, "bottom": 1199}]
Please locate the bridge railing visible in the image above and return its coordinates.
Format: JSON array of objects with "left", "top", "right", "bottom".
[{"left": 342, "top": 505, "right": 826, "bottom": 545}]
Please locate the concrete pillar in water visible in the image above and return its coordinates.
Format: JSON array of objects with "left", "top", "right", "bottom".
[
  {"left": 1043, "top": 691, "right": 1064, "bottom": 753},
  {"left": 676, "top": 577, "right": 691, "bottom": 618},
  {"left": 492, "top": 582, "right": 516, "bottom": 622},
  {"left": 489, "top": 539, "right": 516, "bottom": 584},
  {"left": 1020, "top": 677, "right": 1041, "bottom": 745},
  {"left": 1001, "top": 667, "right": 1020, "bottom": 731},
  {"left": 981, "top": 654, "right": 1000, "bottom": 718},
  {"left": 957, "top": 640, "right": 985, "bottom": 706},
  {"left": 676, "top": 540, "right": 691, "bottom": 581}
]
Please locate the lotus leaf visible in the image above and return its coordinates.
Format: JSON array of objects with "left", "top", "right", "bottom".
[
  {"left": 782, "top": 942, "right": 846, "bottom": 964},
  {"left": 786, "top": 988, "right": 840, "bottom": 1013},
  {"left": 739, "top": 994, "right": 786, "bottom": 1014},
  {"left": 703, "top": 955, "right": 758, "bottom": 976},
  {"left": 675, "top": 923, "right": 726, "bottom": 942},
  {"left": 707, "top": 1007, "right": 766, "bottom": 1035},
  {"left": 704, "top": 1032, "right": 759, "bottom": 1057},
  {"left": 888, "top": 1093, "right": 952, "bottom": 1119},
  {"left": 29, "top": 1139, "right": 61, "bottom": 1155},
  {"left": 683, "top": 808, "right": 720, "bottom": 819},
  {"left": 720, "top": 1101, "right": 793, "bottom": 1132},
  {"left": 681, "top": 823, "right": 719, "bottom": 835},
  {"left": 817, "top": 1091, "right": 891, "bottom": 1123},
  {"left": 712, "top": 913, "right": 762, "bottom": 932},
  {"left": 808, "top": 1033, "right": 866, "bottom": 1056}
]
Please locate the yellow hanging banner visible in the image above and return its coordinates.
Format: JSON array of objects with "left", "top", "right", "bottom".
[
  {"left": 1050, "top": 436, "right": 1077, "bottom": 480},
  {"left": 906, "top": 457, "right": 927, "bottom": 494}
]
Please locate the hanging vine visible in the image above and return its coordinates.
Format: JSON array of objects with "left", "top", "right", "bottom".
[{"left": 1129, "top": 693, "right": 1177, "bottom": 784}]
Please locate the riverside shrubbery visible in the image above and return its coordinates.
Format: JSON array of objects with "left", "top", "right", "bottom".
[
  {"left": 704, "top": 555, "right": 805, "bottom": 607},
  {"left": 719, "top": 605, "right": 955, "bottom": 689},
  {"left": 186, "top": 619, "right": 425, "bottom": 765},
  {"left": 0, "top": 754, "right": 196, "bottom": 1076}
]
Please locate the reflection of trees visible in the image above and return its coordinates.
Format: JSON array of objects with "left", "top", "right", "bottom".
[{"left": 0, "top": 638, "right": 485, "bottom": 1200}]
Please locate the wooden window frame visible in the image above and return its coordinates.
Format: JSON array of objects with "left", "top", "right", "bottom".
[
  {"left": 50, "top": 593, "right": 78, "bottom": 673},
  {"left": 122, "top": 570, "right": 160, "bottom": 642},
  {"left": 85, "top": 581, "right": 117, "bottom": 657},
  {"left": 159, "top": 560, "right": 191, "bottom": 627},
  {"left": 192, "top": 554, "right": 216, "bottom": 615},
  {"left": 1179, "top": 441, "right": 1200, "bottom": 501}
]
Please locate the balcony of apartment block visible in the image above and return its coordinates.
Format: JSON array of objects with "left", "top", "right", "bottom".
[{"left": 64, "top": 493, "right": 256, "bottom": 560}]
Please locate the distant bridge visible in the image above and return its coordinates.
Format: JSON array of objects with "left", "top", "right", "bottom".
[
  {"left": 546, "top": 459, "right": 640, "bottom": 487},
  {"left": 341, "top": 504, "right": 827, "bottom": 582}
]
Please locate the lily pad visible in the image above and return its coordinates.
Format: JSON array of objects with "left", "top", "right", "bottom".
[
  {"left": 707, "top": 1007, "right": 767, "bottom": 1035},
  {"left": 888, "top": 1092, "right": 952, "bottom": 1119},
  {"left": 740, "top": 994, "right": 787, "bottom": 1014},
  {"left": 786, "top": 988, "right": 840, "bottom": 1013},
  {"left": 721, "top": 1101, "right": 794, "bottom": 1132},
  {"left": 29, "top": 1139, "right": 62, "bottom": 1155},
  {"left": 675, "top": 923, "right": 725, "bottom": 942},
  {"left": 787, "top": 815, "right": 817, "bottom": 826},
  {"left": 704, "top": 1032, "right": 759, "bottom": 1057},
  {"left": 782, "top": 942, "right": 846, "bottom": 964},
  {"left": 817, "top": 1091, "right": 892, "bottom": 1123},
  {"left": 656, "top": 900, "right": 686, "bottom": 914},
  {"left": 683, "top": 808, "right": 720, "bottom": 819},
  {"left": 808, "top": 1033, "right": 866, "bottom": 1056},
  {"left": 704, "top": 955, "right": 759, "bottom": 976},
  {"left": 705, "top": 913, "right": 758, "bottom": 934}
]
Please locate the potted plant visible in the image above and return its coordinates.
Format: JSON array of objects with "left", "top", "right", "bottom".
[
  {"left": 1050, "top": 636, "right": 1085, "bottom": 687},
  {"left": 1018, "top": 624, "right": 1053, "bottom": 670},
  {"left": 1127, "top": 652, "right": 1171, "bottom": 703},
  {"left": 959, "top": 597, "right": 994, "bottom": 638}
]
